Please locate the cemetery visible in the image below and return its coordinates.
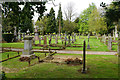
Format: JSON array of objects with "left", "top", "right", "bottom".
[{"left": 0, "top": 0, "right": 119, "bottom": 79}]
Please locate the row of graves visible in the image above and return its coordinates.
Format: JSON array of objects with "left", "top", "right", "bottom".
[
  {"left": 99, "top": 32, "right": 120, "bottom": 53},
  {"left": 1, "top": 30, "right": 88, "bottom": 73}
]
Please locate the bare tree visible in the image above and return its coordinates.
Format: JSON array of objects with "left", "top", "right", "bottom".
[{"left": 64, "top": 2, "right": 76, "bottom": 22}]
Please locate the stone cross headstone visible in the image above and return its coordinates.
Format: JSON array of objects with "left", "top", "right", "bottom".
[
  {"left": 21, "top": 36, "right": 34, "bottom": 57},
  {"left": 108, "top": 34, "right": 112, "bottom": 50},
  {"left": 44, "top": 35, "right": 47, "bottom": 46}
]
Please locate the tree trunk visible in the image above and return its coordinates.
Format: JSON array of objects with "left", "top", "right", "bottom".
[{"left": 118, "top": 19, "right": 120, "bottom": 57}]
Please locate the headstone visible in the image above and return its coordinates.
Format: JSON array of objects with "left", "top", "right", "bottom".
[
  {"left": 115, "top": 25, "right": 118, "bottom": 37},
  {"left": 21, "top": 36, "right": 34, "bottom": 57},
  {"left": 103, "top": 34, "right": 106, "bottom": 44},
  {"left": 23, "top": 33, "right": 25, "bottom": 39},
  {"left": 72, "top": 35, "right": 74, "bottom": 43},
  {"left": 34, "top": 28, "right": 39, "bottom": 40},
  {"left": 44, "top": 35, "right": 47, "bottom": 46},
  {"left": 39, "top": 37, "right": 41, "bottom": 45},
  {"left": 14, "top": 26, "right": 17, "bottom": 41},
  {"left": 79, "top": 33, "right": 80, "bottom": 39},
  {"left": 18, "top": 30, "right": 21, "bottom": 41},
  {"left": 33, "top": 38, "right": 35, "bottom": 45},
  {"left": 55, "top": 35, "right": 58, "bottom": 44},
  {"left": 68, "top": 35, "right": 71, "bottom": 45},
  {"left": 113, "top": 30, "right": 115, "bottom": 40},
  {"left": 87, "top": 35, "right": 90, "bottom": 49},
  {"left": 74, "top": 33, "right": 76, "bottom": 41},
  {"left": 108, "top": 34, "right": 112, "bottom": 50}
]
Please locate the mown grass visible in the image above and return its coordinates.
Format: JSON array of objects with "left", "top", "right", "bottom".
[
  {"left": 0, "top": 52, "right": 118, "bottom": 78},
  {"left": 1, "top": 36, "right": 118, "bottom": 51}
]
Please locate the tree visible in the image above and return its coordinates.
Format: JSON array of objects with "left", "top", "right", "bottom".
[
  {"left": 63, "top": 20, "right": 76, "bottom": 34},
  {"left": 46, "top": 7, "right": 56, "bottom": 33},
  {"left": 2, "top": 2, "right": 47, "bottom": 33},
  {"left": 78, "top": 3, "right": 96, "bottom": 35},
  {"left": 64, "top": 2, "right": 76, "bottom": 22},
  {"left": 35, "top": 16, "right": 48, "bottom": 35},
  {"left": 88, "top": 7, "right": 107, "bottom": 35},
  {"left": 56, "top": 3, "right": 63, "bottom": 34},
  {"left": 100, "top": 1, "right": 120, "bottom": 32}
]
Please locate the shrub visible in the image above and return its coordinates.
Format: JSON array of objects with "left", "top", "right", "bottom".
[{"left": 2, "top": 33, "right": 14, "bottom": 43}]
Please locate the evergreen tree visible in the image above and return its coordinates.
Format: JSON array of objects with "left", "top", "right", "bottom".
[
  {"left": 46, "top": 7, "right": 56, "bottom": 33},
  {"left": 56, "top": 3, "right": 63, "bottom": 33}
]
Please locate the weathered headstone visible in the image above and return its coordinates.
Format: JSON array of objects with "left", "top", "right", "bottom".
[
  {"left": 108, "top": 34, "right": 112, "bottom": 50},
  {"left": 68, "top": 35, "right": 71, "bottom": 45},
  {"left": 55, "top": 35, "right": 58, "bottom": 44},
  {"left": 72, "top": 35, "right": 74, "bottom": 43},
  {"left": 39, "top": 37, "right": 41, "bottom": 45},
  {"left": 18, "top": 30, "right": 21, "bottom": 41},
  {"left": 87, "top": 33, "right": 90, "bottom": 49},
  {"left": 13, "top": 26, "right": 17, "bottom": 41},
  {"left": 23, "top": 33, "right": 25, "bottom": 39},
  {"left": 74, "top": 33, "right": 76, "bottom": 41},
  {"left": 113, "top": 30, "right": 115, "bottom": 40},
  {"left": 21, "top": 36, "right": 34, "bottom": 57},
  {"left": 34, "top": 27, "right": 39, "bottom": 40}
]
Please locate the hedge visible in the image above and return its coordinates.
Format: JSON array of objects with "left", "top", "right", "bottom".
[{"left": 2, "top": 33, "right": 14, "bottom": 42}]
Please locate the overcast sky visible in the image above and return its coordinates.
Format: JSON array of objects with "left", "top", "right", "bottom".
[{"left": 33, "top": 0, "right": 113, "bottom": 22}]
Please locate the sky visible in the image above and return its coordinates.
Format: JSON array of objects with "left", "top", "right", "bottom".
[{"left": 33, "top": 0, "right": 113, "bottom": 22}]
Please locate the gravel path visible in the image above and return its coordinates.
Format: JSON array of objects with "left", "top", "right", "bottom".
[{"left": 2, "top": 48, "right": 117, "bottom": 55}]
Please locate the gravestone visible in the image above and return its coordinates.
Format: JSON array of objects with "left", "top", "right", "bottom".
[
  {"left": 72, "top": 35, "right": 74, "bottom": 43},
  {"left": 14, "top": 26, "right": 17, "bottom": 41},
  {"left": 74, "top": 33, "right": 76, "bottom": 41},
  {"left": 115, "top": 25, "right": 118, "bottom": 37},
  {"left": 34, "top": 27, "right": 39, "bottom": 40},
  {"left": 55, "top": 35, "right": 58, "bottom": 44},
  {"left": 87, "top": 34, "right": 90, "bottom": 49},
  {"left": 108, "top": 34, "right": 112, "bottom": 50},
  {"left": 23, "top": 33, "right": 25, "bottom": 39},
  {"left": 68, "top": 35, "right": 71, "bottom": 45},
  {"left": 44, "top": 35, "right": 47, "bottom": 46},
  {"left": 18, "top": 30, "right": 21, "bottom": 41},
  {"left": 39, "top": 37, "right": 41, "bottom": 45},
  {"left": 21, "top": 36, "right": 34, "bottom": 57},
  {"left": 113, "top": 30, "right": 115, "bottom": 40},
  {"left": 33, "top": 38, "right": 35, "bottom": 45},
  {"left": 103, "top": 34, "right": 106, "bottom": 44}
]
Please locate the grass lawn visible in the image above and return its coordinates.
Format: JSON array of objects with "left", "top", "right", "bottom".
[
  {"left": 1, "top": 36, "right": 118, "bottom": 51},
  {"left": 0, "top": 52, "right": 118, "bottom": 78}
]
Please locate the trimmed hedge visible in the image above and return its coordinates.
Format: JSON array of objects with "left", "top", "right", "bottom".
[{"left": 2, "top": 33, "right": 14, "bottom": 42}]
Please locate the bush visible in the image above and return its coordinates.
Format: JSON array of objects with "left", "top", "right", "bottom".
[{"left": 2, "top": 33, "right": 14, "bottom": 43}]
